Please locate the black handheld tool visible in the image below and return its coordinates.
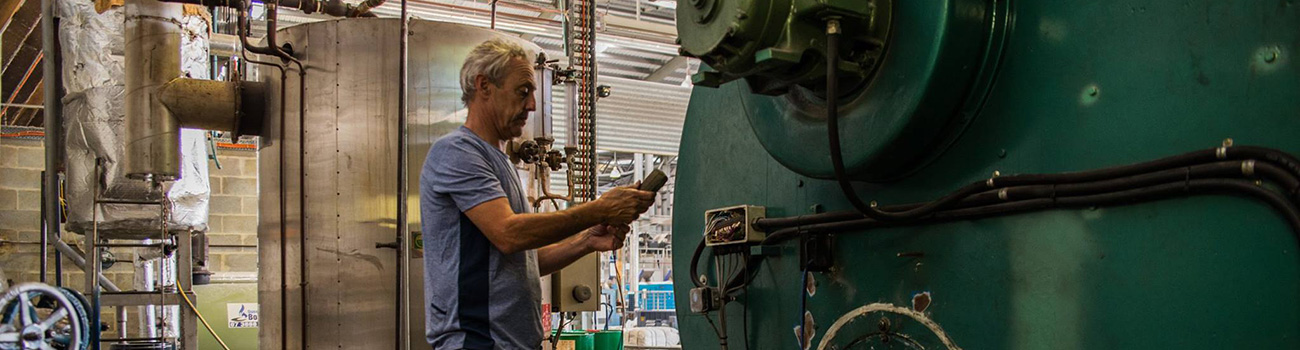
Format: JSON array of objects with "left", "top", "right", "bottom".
[{"left": 639, "top": 169, "right": 668, "bottom": 192}]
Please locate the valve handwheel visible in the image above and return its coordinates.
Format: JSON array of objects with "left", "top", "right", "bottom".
[{"left": 0, "top": 283, "right": 89, "bottom": 350}]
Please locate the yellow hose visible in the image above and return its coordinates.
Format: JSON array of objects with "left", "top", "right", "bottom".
[{"left": 178, "top": 288, "right": 232, "bottom": 350}]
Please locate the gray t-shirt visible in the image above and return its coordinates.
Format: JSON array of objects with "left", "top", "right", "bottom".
[{"left": 420, "top": 126, "right": 542, "bottom": 349}]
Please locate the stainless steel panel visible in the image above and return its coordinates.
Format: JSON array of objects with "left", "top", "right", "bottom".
[
  {"left": 334, "top": 20, "right": 399, "bottom": 350},
  {"left": 257, "top": 18, "right": 544, "bottom": 349}
]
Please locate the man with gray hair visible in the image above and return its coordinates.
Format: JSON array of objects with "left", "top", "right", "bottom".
[{"left": 420, "top": 38, "right": 656, "bottom": 349}]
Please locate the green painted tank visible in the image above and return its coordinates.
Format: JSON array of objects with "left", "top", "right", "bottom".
[{"left": 671, "top": 0, "right": 1300, "bottom": 348}]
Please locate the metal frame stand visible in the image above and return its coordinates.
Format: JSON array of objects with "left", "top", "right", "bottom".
[{"left": 86, "top": 159, "right": 198, "bottom": 350}]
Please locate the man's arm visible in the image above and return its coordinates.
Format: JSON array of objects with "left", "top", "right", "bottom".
[
  {"left": 537, "top": 235, "right": 593, "bottom": 277},
  {"left": 537, "top": 224, "right": 629, "bottom": 276},
  {"left": 463, "top": 187, "right": 649, "bottom": 254}
]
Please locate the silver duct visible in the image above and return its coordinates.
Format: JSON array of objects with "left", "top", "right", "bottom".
[
  {"left": 59, "top": 0, "right": 211, "bottom": 238},
  {"left": 123, "top": 0, "right": 183, "bottom": 180}
]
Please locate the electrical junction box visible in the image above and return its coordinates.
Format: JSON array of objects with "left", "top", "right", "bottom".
[
  {"left": 704, "top": 205, "right": 766, "bottom": 246},
  {"left": 689, "top": 286, "right": 719, "bottom": 313},
  {"left": 550, "top": 252, "right": 599, "bottom": 312}
]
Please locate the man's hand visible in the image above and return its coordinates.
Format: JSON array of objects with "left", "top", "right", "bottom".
[
  {"left": 582, "top": 224, "right": 630, "bottom": 252},
  {"left": 594, "top": 185, "right": 656, "bottom": 225}
]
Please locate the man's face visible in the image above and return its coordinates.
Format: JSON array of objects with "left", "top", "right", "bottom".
[{"left": 480, "top": 57, "right": 537, "bottom": 140}]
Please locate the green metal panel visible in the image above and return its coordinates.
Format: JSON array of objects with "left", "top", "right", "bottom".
[
  {"left": 194, "top": 283, "right": 258, "bottom": 350},
  {"left": 672, "top": 0, "right": 1300, "bottom": 349}
]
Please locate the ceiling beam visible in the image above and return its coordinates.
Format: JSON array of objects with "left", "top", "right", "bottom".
[
  {"left": 15, "top": 79, "right": 42, "bottom": 126},
  {"left": 601, "top": 14, "right": 676, "bottom": 37},
  {"left": 3, "top": 7, "right": 40, "bottom": 72},
  {"left": 0, "top": 0, "right": 28, "bottom": 34},
  {"left": 644, "top": 55, "right": 686, "bottom": 82}
]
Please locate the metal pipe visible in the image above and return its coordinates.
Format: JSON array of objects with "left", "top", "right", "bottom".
[
  {"left": 97, "top": 199, "right": 163, "bottom": 206},
  {"left": 532, "top": 155, "right": 576, "bottom": 209},
  {"left": 231, "top": 24, "right": 288, "bottom": 348},
  {"left": 629, "top": 153, "right": 642, "bottom": 311},
  {"left": 397, "top": 0, "right": 411, "bottom": 347},
  {"left": 140, "top": 256, "right": 159, "bottom": 338},
  {"left": 41, "top": 173, "right": 48, "bottom": 283},
  {"left": 236, "top": 1, "right": 276, "bottom": 55},
  {"left": 91, "top": 160, "right": 104, "bottom": 348},
  {"left": 51, "top": 240, "right": 122, "bottom": 292},
  {"left": 233, "top": 4, "right": 294, "bottom": 343},
  {"left": 565, "top": 82, "right": 578, "bottom": 149},
  {"left": 41, "top": 0, "right": 64, "bottom": 288},
  {"left": 103, "top": 337, "right": 168, "bottom": 342},
  {"left": 55, "top": 244, "right": 63, "bottom": 286},
  {"left": 98, "top": 243, "right": 168, "bottom": 248},
  {"left": 262, "top": 3, "right": 312, "bottom": 346},
  {"left": 156, "top": 78, "right": 240, "bottom": 131},
  {"left": 117, "top": 306, "right": 129, "bottom": 341},
  {"left": 209, "top": 33, "right": 242, "bottom": 58},
  {"left": 124, "top": 0, "right": 185, "bottom": 181},
  {"left": 3, "top": 103, "right": 46, "bottom": 109},
  {"left": 259, "top": 9, "right": 312, "bottom": 332},
  {"left": 240, "top": 44, "right": 291, "bottom": 348},
  {"left": 350, "top": 0, "right": 386, "bottom": 17}
]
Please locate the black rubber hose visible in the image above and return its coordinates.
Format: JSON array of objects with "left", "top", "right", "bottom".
[
  {"left": 757, "top": 154, "right": 1300, "bottom": 230},
  {"left": 849, "top": 147, "right": 1300, "bottom": 222},
  {"left": 763, "top": 179, "right": 1300, "bottom": 244},
  {"left": 1236, "top": 146, "right": 1300, "bottom": 188},
  {"left": 764, "top": 166, "right": 1300, "bottom": 242},
  {"left": 696, "top": 161, "right": 1299, "bottom": 291},
  {"left": 757, "top": 161, "right": 1228, "bottom": 229},
  {"left": 823, "top": 19, "right": 895, "bottom": 224}
]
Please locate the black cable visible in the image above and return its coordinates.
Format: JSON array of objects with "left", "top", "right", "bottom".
[
  {"left": 823, "top": 18, "right": 888, "bottom": 224},
  {"left": 764, "top": 179, "right": 1300, "bottom": 244},
  {"left": 702, "top": 312, "right": 724, "bottom": 338},
  {"left": 690, "top": 241, "right": 765, "bottom": 291},
  {"left": 741, "top": 254, "right": 750, "bottom": 350},
  {"left": 872, "top": 147, "right": 1300, "bottom": 221},
  {"left": 758, "top": 159, "right": 1300, "bottom": 230},
  {"left": 714, "top": 254, "right": 730, "bottom": 350},
  {"left": 549, "top": 312, "right": 574, "bottom": 350},
  {"left": 689, "top": 239, "right": 706, "bottom": 287},
  {"left": 813, "top": 137, "right": 1300, "bottom": 224},
  {"left": 600, "top": 302, "right": 613, "bottom": 330}
]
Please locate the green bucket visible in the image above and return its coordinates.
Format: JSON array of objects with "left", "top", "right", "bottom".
[
  {"left": 557, "top": 331, "right": 594, "bottom": 350},
  {"left": 592, "top": 330, "right": 623, "bottom": 350}
]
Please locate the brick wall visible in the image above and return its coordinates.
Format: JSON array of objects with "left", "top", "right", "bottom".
[
  {"left": 206, "top": 147, "right": 260, "bottom": 274},
  {"left": 0, "top": 134, "right": 260, "bottom": 337}
]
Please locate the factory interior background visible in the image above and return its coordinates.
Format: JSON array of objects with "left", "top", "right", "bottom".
[{"left": 0, "top": 0, "right": 1297, "bottom": 349}]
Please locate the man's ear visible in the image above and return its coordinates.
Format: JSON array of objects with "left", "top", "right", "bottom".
[{"left": 475, "top": 75, "right": 492, "bottom": 98}]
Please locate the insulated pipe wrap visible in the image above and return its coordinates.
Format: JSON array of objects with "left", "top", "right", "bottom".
[{"left": 60, "top": 0, "right": 212, "bottom": 237}]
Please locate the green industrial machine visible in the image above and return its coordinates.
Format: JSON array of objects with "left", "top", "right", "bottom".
[{"left": 672, "top": 0, "right": 1299, "bottom": 349}]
